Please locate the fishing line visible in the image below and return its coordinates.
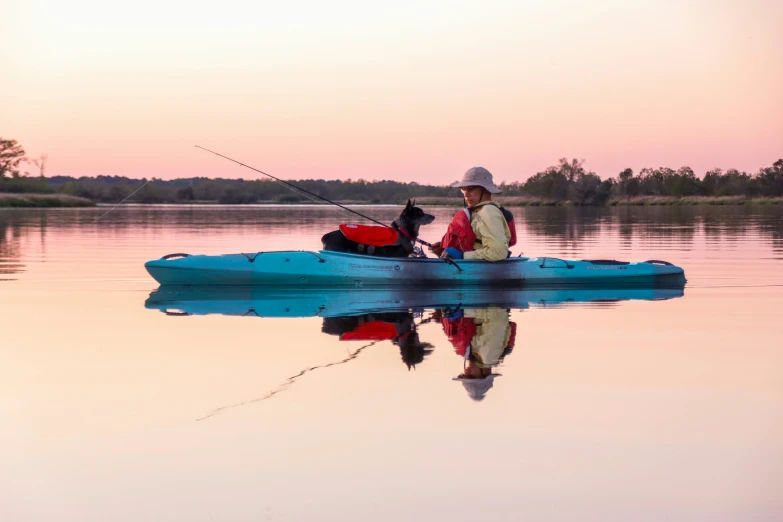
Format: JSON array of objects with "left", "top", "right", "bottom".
[{"left": 91, "top": 179, "right": 151, "bottom": 224}]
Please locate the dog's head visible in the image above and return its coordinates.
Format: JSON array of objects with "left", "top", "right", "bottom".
[
  {"left": 395, "top": 199, "right": 435, "bottom": 237},
  {"left": 399, "top": 335, "right": 434, "bottom": 370}
]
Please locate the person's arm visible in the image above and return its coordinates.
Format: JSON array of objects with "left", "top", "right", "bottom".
[{"left": 463, "top": 207, "right": 509, "bottom": 261}]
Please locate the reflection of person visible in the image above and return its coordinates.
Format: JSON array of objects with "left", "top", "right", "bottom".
[
  {"left": 435, "top": 306, "right": 516, "bottom": 401},
  {"left": 428, "top": 167, "right": 511, "bottom": 262}
]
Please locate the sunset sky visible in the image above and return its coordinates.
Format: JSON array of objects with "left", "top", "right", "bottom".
[{"left": 2, "top": 0, "right": 781, "bottom": 184}]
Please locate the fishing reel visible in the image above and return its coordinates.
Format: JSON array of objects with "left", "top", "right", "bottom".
[{"left": 410, "top": 245, "right": 428, "bottom": 258}]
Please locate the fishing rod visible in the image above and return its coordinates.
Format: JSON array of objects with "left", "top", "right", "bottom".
[{"left": 195, "top": 145, "right": 433, "bottom": 248}]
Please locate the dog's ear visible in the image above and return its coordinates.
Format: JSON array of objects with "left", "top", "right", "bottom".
[
  {"left": 412, "top": 199, "right": 416, "bottom": 207},
  {"left": 405, "top": 199, "right": 412, "bottom": 209}
]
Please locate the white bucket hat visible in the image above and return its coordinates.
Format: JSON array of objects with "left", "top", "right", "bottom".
[
  {"left": 452, "top": 374, "right": 500, "bottom": 401},
  {"left": 451, "top": 166, "right": 502, "bottom": 194}
]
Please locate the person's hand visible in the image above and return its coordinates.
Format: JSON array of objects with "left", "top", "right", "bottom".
[
  {"left": 441, "top": 247, "right": 463, "bottom": 259},
  {"left": 428, "top": 241, "right": 444, "bottom": 256},
  {"left": 444, "top": 308, "right": 464, "bottom": 322}
]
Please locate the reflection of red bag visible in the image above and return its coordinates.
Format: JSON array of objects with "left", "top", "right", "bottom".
[
  {"left": 339, "top": 321, "right": 399, "bottom": 341},
  {"left": 339, "top": 224, "right": 399, "bottom": 247},
  {"left": 441, "top": 317, "right": 476, "bottom": 356}
]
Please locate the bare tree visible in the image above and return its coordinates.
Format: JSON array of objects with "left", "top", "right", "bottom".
[{"left": 28, "top": 154, "right": 48, "bottom": 177}]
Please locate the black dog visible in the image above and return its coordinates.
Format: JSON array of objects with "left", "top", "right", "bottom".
[{"left": 321, "top": 200, "right": 435, "bottom": 257}]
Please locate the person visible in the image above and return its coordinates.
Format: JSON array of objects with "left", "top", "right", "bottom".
[{"left": 429, "top": 167, "right": 511, "bottom": 262}]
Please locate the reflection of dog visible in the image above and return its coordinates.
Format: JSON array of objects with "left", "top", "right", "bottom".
[
  {"left": 320, "top": 200, "right": 435, "bottom": 257},
  {"left": 322, "top": 312, "right": 433, "bottom": 370}
]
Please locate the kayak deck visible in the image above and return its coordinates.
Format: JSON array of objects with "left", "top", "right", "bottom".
[{"left": 145, "top": 250, "right": 686, "bottom": 287}]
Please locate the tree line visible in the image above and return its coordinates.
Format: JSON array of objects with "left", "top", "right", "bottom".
[
  {"left": 2, "top": 138, "right": 781, "bottom": 204},
  {"left": 500, "top": 158, "right": 783, "bottom": 204}
]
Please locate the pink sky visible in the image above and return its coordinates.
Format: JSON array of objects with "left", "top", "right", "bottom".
[{"left": 2, "top": 1, "right": 781, "bottom": 184}]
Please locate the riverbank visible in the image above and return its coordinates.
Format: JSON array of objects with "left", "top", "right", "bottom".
[
  {"left": 610, "top": 195, "right": 783, "bottom": 206},
  {"left": 0, "top": 193, "right": 96, "bottom": 207},
  {"left": 413, "top": 195, "right": 783, "bottom": 207},
  {"left": 3, "top": 193, "right": 781, "bottom": 208}
]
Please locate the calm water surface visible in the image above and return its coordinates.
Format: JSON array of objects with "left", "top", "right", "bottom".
[{"left": 1, "top": 205, "right": 782, "bottom": 522}]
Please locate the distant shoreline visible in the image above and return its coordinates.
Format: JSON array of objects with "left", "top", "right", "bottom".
[
  {"left": 0, "top": 193, "right": 95, "bottom": 207},
  {"left": 2, "top": 193, "right": 782, "bottom": 208},
  {"left": 414, "top": 195, "right": 783, "bottom": 207}
]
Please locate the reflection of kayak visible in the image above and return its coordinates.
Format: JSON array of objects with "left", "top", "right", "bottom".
[
  {"left": 144, "top": 251, "right": 685, "bottom": 287},
  {"left": 144, "top": 284, "right": 685, "bottom": 318}
]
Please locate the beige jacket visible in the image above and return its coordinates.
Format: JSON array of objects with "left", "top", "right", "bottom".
[{"left": 462, "top": 202, "right": 511, "bottom": 261}]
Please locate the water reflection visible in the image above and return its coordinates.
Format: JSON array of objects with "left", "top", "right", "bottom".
[
  {"left": 519, "top": 205, "right": 782, "bottom": 251},
  {"left": 1, "top": 205, "right": 781, "bottom": 246},
  {"left": 0, "top": 212, "right": 25, "bottom": 279},
  {"left": 434, "top": 306, "right": 516, "bottom": 401},
  {"left": 145, "top": 285, "right": 685, "bottom": 318},
  {"left": 146, "top": 285, "right": 683, "bottom": 407},
  {"left": 1, "top": 206, "right": 782, "bottom": 285},
  {"left": 323, "top": 312, "right": 434, "bottom": 370},
  {"left": 4, "top": 204, "right": 781, "bottom": 520}
]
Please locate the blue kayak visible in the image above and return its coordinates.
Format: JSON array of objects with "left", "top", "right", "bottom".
[
  {"left": 145, "top": 284, "right": 685, "bottom": 318},
  {"left": 145, "top": 250, "right": 685, "bottom": 287}
]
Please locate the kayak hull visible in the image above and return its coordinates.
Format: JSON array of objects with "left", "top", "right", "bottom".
[
  {"left": 145, "top": 285, "right": 685, "bottom": 318},
  {"left": 144, "top": 250, "right": 685, "bottom": 287}
]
